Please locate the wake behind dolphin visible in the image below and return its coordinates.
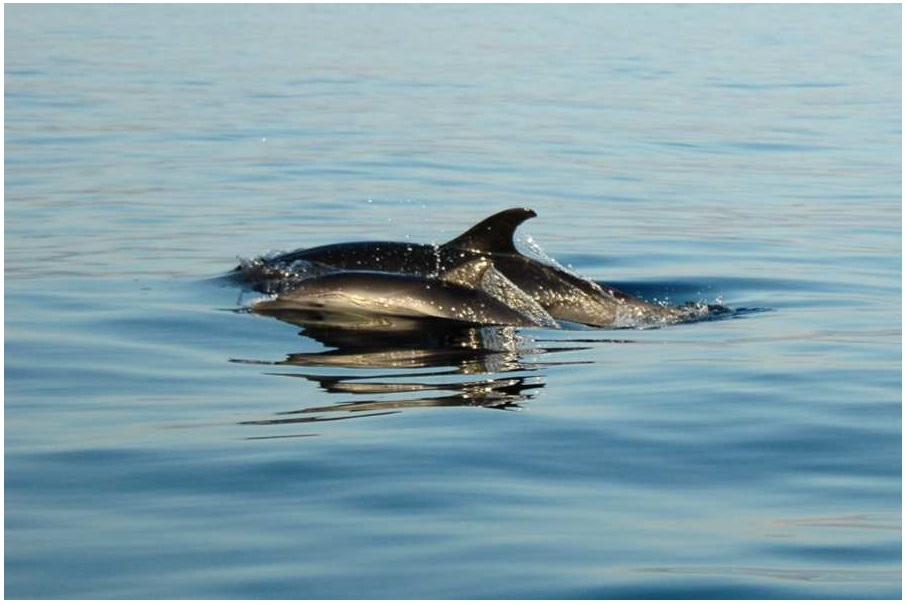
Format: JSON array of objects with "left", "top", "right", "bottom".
[{"left": 233, "top": 208, "right": 725, "bottom": 330}]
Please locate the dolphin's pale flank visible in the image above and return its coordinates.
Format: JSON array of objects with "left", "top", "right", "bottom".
[{"left": 252, "top": 260, "right": 558, "bottom": 328}]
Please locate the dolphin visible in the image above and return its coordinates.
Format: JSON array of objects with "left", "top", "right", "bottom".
[
  {"left": 252, "top": 259, "right": 559, "bottom": 328},
  {"left": 237, "top": 208, "right": 701, "bottom": 328},
  {"left": 236, "top": 208, "right": 537, "bottom": 283}
]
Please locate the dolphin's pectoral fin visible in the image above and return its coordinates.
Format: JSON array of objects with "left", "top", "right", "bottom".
[
  {"left": 476, "top": 265, "right": 560, "bottom": 329},
  {"left": 442, "top": 207, "right": 537, "bottom": 254},
  {"left": 439, "top": 258, "right": 493, "bottom": 288},
  {"left": 439, "top": 259, "right": 559, "bottom": 329}
]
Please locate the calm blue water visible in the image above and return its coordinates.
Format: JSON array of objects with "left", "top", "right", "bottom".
[{"left": 5, "top": 4, "right": 901, "bottom": 599}]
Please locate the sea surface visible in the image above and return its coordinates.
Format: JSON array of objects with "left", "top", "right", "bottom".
[{"left": 4, "top": 4, "right": 901, "bottom": 599}]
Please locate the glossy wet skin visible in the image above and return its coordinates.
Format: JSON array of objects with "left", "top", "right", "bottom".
[
  {"left": 238, "top": 208, "right": 698, "bottom": 328},
  {"left": 252, "top": 270, "right": 546, "bottom": 327}
]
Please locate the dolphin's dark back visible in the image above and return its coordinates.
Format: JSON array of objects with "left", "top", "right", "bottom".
[
  {"left": 235, "top": 208, "right": 538, "bottom": 293},
  {"left": 263, "top": 207, "right": 538, "bottom": 272},
  {"left": 270, "top": 241, "right": 443, "bottom": 275}
]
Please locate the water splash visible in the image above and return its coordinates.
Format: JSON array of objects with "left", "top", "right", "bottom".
[{"left": 518, "top": 233, "right": 565, "bottom": 269}]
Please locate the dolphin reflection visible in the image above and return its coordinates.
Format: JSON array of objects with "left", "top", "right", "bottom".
[
  {"left": 231, "top": 295, "right": 750, "bottom": 437},
  {"left": 232, "top": 310, "right": 594, "bottom": 434},
  {"left": 241, "top": 376, "right": 544, "bottom": 425}
]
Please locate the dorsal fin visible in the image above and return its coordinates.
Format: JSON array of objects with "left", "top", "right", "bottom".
[
  {"left": 442, "top": 208, "right": 537, "bottom": 254},
  {"left": 440, "top": 258, "right": 492, "bottom": 288}
]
